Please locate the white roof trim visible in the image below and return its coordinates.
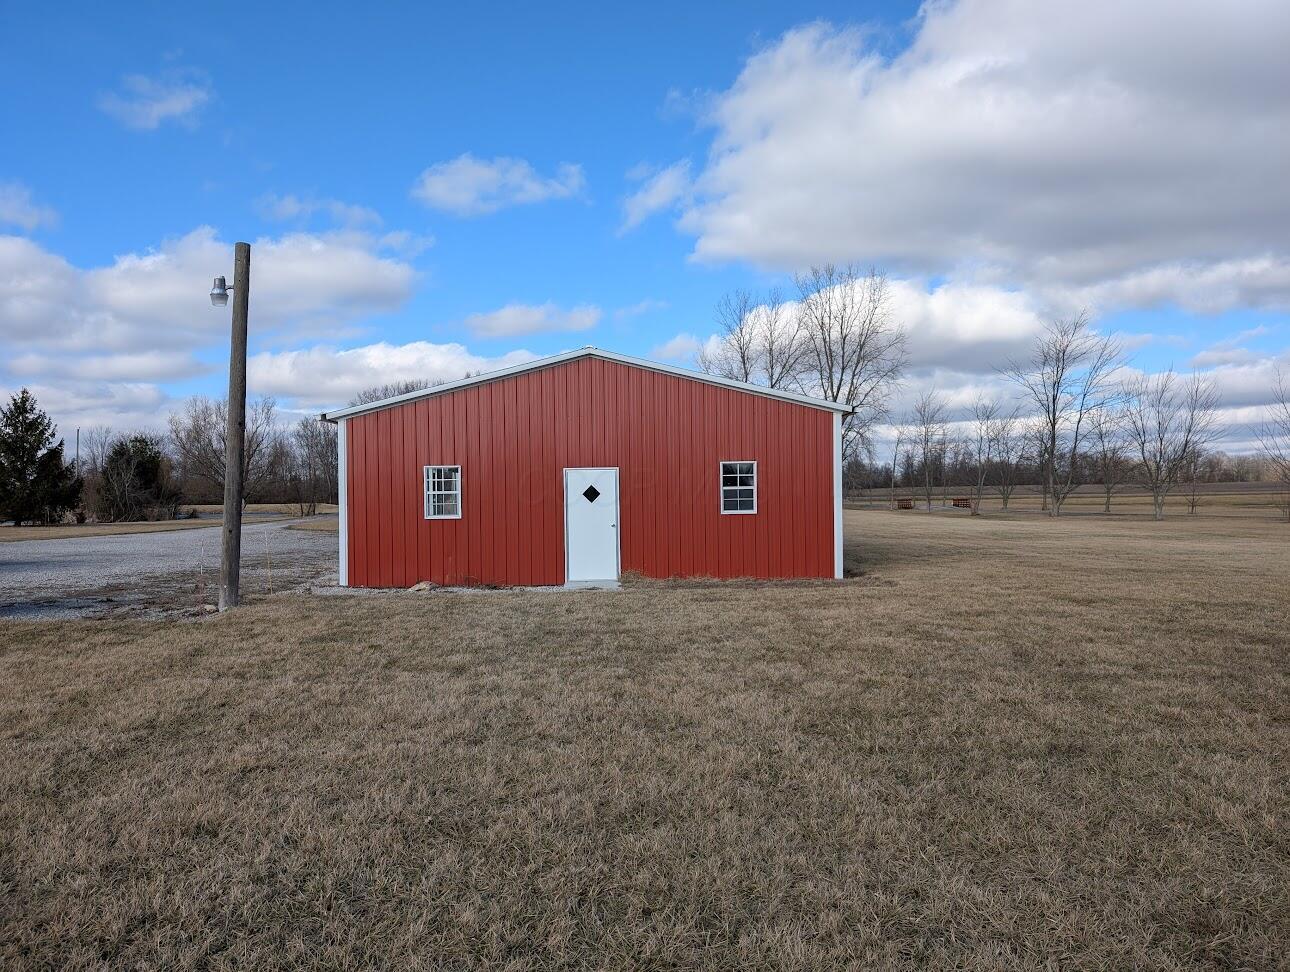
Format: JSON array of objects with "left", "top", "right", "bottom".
[{"left": 319, "top": 346, "right": 853, "bottom": 421}]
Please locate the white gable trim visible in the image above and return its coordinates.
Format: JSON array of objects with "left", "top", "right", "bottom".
[{"left": 319, "top": 346, "right": 853, "bottom": 422}]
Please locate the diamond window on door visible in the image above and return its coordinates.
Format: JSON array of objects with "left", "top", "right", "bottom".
[{"left": 582, "top": 485, "right": 601, "bottom": 503}]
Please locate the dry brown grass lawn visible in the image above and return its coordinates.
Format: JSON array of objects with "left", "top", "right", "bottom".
[
  {"left": 1, "top": 512, "right": 1287, "bottom": 969},
  {"left": 0, "top": 518, "right": 223, "bottom": 543},
  {"left": 285, "top": 514, "right": 340, "bottom": 533},
  {"left": 1, "top": 509, "right": 335, "bottom": 543},
  {"left": 189, "top": 502, "right": 340, "bottom": 516}
]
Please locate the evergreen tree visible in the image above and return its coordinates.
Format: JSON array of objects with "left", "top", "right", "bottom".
[{"left": 0, "top": 389, "right": 82, "bottom": 525}]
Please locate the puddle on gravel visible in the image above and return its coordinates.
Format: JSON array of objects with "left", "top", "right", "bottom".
[{"left": 0, "top": 595, "right": 219, "bottom": 621}]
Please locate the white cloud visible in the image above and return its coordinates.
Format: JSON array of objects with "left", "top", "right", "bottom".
[
  {"left": 1052, "top": 258, "right": 1290, "bottom": 315},
  {"left": 679, "top": 3, "right": 1290, "bottom": 312},
  {"left": 620, "top": 160, "right": 692, "bottom": 233},
  {"left": 615, "top": 299, "right": 669, "bottom": 320},
  {"left": 248, "top": 341, "right": 536, "bottom": 410},
  {"left": 98, "top": 70, "right": 212, "bottom": 130},
  {"left": 257, "top": 193, "right": 382, "bottom": 228},
  {"left": 886, "top": 279, "right": 1045, "bottom": 372},
  {"left": 1192, "top": 353, "right": 1290, "bottom": 410},
  {"left": 0, "top": 182, "right": 57, "bottom": 230},
  {"left": 411, "top": 154, "right": 585, "bottom": 216},
  {"left": 660, "top": 87, "right": 712, "bottom": 122},
  {"left": 1190, "top": 325, "right": 1279, "bottom": 368},
  {"left": 651, "top": 333, "right": 703, "bottom": 363},
  {"left": 0, "top": 236, "right": 79, "bottom": 341},
  {"left": 1231, "top": 325, "right": 1274, "bottom": 344},
  {"left": 90, "top": 227, "right": 415, "bottom": 343},
  {"left": 692, "top": 277, "right": 1046, "bottom": 377},
  {"left": 374, "top": 230, "right": 436, "bottom": 259},
  {"left": 1192, "top": 347, "right": 1260, "bottom": 368},
  {"left": 0, "top": 381, "right": 174, "bottom": 437},
  {"left": 1, "top": 228, "right": 418, "bottom": 428},
  {"left": 463, "top": 302, "right": 601, "bottom": 338},
  {"left": 8, "top": 350, "right": 206, "bottom": 383}
]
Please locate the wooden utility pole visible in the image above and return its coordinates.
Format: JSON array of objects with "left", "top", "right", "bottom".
[{"left": 219, "top": 241, "right": 251, "bottom": 611}]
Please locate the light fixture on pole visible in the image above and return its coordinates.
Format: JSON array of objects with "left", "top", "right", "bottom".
[{"left": 208, "top": 244, "right": 251, "bottom": 611}]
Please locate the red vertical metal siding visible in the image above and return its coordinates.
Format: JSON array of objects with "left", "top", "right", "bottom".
[{"left": 344, "top": 357, "right": 836, "bottom": 586}]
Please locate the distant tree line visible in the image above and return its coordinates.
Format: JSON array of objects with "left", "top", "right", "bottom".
[
  {"left": 837, "top": 316, "right": 1288, "bottom": 520},
  {"left": 107, "top": 381, "right": 462, "bottom": 521},
  {"left": 846, "top": 439, "right": 1271, "bottom": 508},
  {"left": 67, "top": 398, "right": 340, "bottom": 522},
  {"left": 0, "top": 379, "right": 458, "bottom": 526}
]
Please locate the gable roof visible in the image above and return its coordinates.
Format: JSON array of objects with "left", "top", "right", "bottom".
[{"left": 319, "top": 346, "right": 853, "bottom": 422}]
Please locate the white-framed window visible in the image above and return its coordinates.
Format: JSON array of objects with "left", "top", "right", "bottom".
[
  {"left": 720, "top": 460, "right": 757, "bottom": 514},
  {"left": 424, "top": 465, "right": 461, "bottom": 519}
]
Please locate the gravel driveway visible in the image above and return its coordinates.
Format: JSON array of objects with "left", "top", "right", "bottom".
[{"left": 0, "top": 518, "right": 338, "bottom": 619}]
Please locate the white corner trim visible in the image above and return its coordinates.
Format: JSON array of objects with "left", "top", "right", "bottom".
[
  {"left": 833, "top": 412, "right": 843, "bottom": 579},
  {"left": 337, "top": 418, "right": 348, "bottom": 587}
]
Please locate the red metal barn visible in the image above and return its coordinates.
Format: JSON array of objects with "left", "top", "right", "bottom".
[{"left": 321, "top": 348, "right": 848, "bottom": 588}]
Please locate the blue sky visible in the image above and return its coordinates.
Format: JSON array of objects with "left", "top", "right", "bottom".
[{"left": 2, "top": 0, "right": 1288, "bottom": 449}]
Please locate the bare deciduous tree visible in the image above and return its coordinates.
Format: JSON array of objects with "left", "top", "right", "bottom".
[
  {"left": 1256, "top": 367, "right": 1290, "bottom": 522},
  {"left": 911, "top": 391, "right": 948, "bottom": 512},
  {"left": 1004, "top": 313, "right": 1123, "bottom": 516},
  {"left": 288, "top": 418, "right": 338, "bottom": 514},
  {"left": 795, "top": 265, "right": 906, "bottom": 458},
  {"left": 78, "top": 425, "right": 116, "bottom": 516},
  {"left": 887, "top": 418, "right": 909, "bottom": 510},
  {"left": 967, "top": 397, "right": 1000, "bottom": 515},
  {"left": 81, "top": 425, "right": 115, "bottom": 477},
  {"left": 1088, "top": 406, "right": 1131, "bottom": 514},
  {"left": 698, "top": 290, "right": 758, "bottom": 383},
  {"left": 168, "top": 396, "right": 281, "bottom": 503},
  {"left": 698, "top": 288, "right": 806, "bottom": 389},
  {"left": 944, "top": 436, "right": 969, "bottom": 508},
  {"left": 1123, "top": 370, "right": 1220, "bottom": 520},
  {"left": 349, "top": 379, "right": 437, "bottom": 407},
  {"left": 991, "top": 411, "right": 1026, "bottom": 511},
  {"left": 1025, "top": 418, "right": 1052, "bottom": 511},
  {"left": 1183, "top": 451, "right": 1211, "bottom": 515},
  {"left": 347, "top": 374, "right": 478, "bottom": 408},
  {"left": 760, "top": 291, "right": 807, "bottom": 390}
]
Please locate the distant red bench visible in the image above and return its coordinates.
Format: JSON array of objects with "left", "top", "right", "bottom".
[
  {"left": 952, "top": 497, "right": 973, "bottom": 509},
  {"left": 897, "top": 498, "right": 914, "bottom": 510}
]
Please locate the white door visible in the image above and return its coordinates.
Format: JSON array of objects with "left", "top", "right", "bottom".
[{"left": 564, "top": 467, "right": 620, "bottom": 584}]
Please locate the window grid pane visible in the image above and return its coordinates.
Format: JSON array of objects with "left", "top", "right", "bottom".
[
  {"left": 720, "top": 461, "right": 757, "bottom": 513},
  {"left": 424, "top": 466, "right": 461, "bottom": 518}
]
